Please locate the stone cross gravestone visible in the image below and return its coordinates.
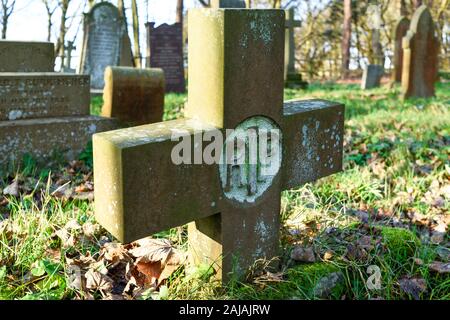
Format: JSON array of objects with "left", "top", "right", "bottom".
[
  {"left": 211, "top": 0, "right": 246, "bottom": 8},
  {"left": 361, "top": 64, "right": 384, "bottom": 89},
  {"left": 146, "top": 22, "right": 186, "bottom": 93},
  {"left": 392, "top": 17, "right": 410, "bottom": 83},
  {"left": 102, "top": 66, "right": 165, "bottom": 126},
  {"left": 79, "top": 2, "right": 133, "bottom": 90},
  {"left": 94, "top": 9, "right": 344, "bottom": 282},
  {"left": 0, "top": 42, "right": 120, "bottom": 167},
  {"left": 401, "top": 5, "right": 439, "bottom": 99},
  {"left": 284, "top": 8, "right": 307, "bottom": 89},
  {"left": 0, "top": 40, "right": 54, "bottom": 72},
  {"left": 62, "top": 41, "right": 76, "bottom": 73}
]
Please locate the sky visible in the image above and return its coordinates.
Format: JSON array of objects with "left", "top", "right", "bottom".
[{"left": 6, "top": 0, "right": 201, "bottom": 70}]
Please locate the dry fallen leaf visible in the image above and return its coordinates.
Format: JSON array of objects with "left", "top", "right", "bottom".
[
  {"left": 398, "top": 277, "right": 427, "bottom": 300},
  {"left": 85, "top": 269, "right": 113, "bottom": 293},
  {"left": 429, "top": 261, "right": 450, "bottom": 274},
  {"left": 290, "top": 246, "right": 316, "bottom": 263},
  {"left": 3, "top": 180, "right": 19, "bottom": 197}
]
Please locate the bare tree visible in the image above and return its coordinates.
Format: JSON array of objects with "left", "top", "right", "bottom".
[
  {"left": 341, "top": 0, "right": 352, "bottom": 78},
  {"left": 131, "top": 0, "right": 141, "bottom": 67},
  {"left": 176, "top": 0, "right": 184, "bottom": 24},
  {"left": 197, "top": 0, "right": 210, "bottom": 7},
  {"left": 42, "top": 0, "right": 58, "bottom": 42},
  {"left": 54, "top": 0, "right": 72, "bottom": 69},
  {"left": 0, "top": 0, "right": 16, "bottom": 39}
]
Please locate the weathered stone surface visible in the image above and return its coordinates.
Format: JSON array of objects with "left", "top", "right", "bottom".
[
  {"left": 79, "top": 2, "right": 130, "bottom": 90},
  {"left": 210, "top": 0, "right": 246, "bottom": 8},
  {"left": 0, "top": 73, "right": 90, "bottom": 121},
  {"left": 0, "top": 116, "right": 119, "bottom": 166},
  {"left": 146, "top": 22, "right": 185, "bottom": 93},
  {"left": 282, "top": 99, "right": 344, "bottom": 190},
  {"left": 94, "top": 9, "right": 345, "bottom": 283},
  {"left": 392, "top": 17, "right": 410, "bottom": 83},
  {"left": 361, "top": 64, "right": 384, "bottom": 89},
  {"left": 401, "top": 5, "right": 439, "bottom": 99},
  {"left": 102, "top": 67, "right": 165, "bottom": 126},
  {"left": 0, "top": 40, "right": 54, "bottom": 72}
]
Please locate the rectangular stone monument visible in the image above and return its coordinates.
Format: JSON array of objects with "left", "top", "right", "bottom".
[
  {"left": 401, "top": 5, "right": 439, "bottom": 99},
  {"left": 102, "top": 67, "right": 165, "bottom": 126},
  {"left": 146, "top": 22, "right": 186, "bottom": 93},
  {"left": 79, "top": 2, "right": 133, "bottom": 90},
  {"left": 0, "top": 40, "right": 54, "bottom": 72},
  {"left": 0, "top": 73, "right": 90, "bottom": 121},
  {"left": 94, "top": 9, "right": 344, "bottom": 283},
  {"left": 392, "top": 17, "right": 410, "bottom": 83},
  {"left": 0, "top": 43, "right": 121, "bottom": 167},
  {"left": 361, "top": 64, "right": 384, "bottom": 89}
]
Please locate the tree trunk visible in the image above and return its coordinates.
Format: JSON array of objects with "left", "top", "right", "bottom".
[
  {"left": 56, "top": 0, "right": 69, "bottom": 69},
  {"left": 246, "top": 0, "right": 251, "bottom": 8},
  {"left": 273, "top": 0, "right": 282, "bottom": 9},
  {"left": 131, "top": 0, "right": 141, "bottom": 68},
  {"left": 341, "top": 0, "right": 352, "bottom": 78},
  {"left": 176, "top": 0, "right": 184, "bottom": 24}
]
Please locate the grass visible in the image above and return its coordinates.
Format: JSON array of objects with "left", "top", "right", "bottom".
[{"left": 0, "top": 82, "right": 449, "bottom": 300}]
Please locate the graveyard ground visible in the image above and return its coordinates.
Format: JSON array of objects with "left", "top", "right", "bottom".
[{"left": 0, "top": 82, "right": 449, "bottom": 300}]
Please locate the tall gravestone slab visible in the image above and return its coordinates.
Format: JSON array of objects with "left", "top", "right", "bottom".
[
  {"left": 392, "top": 17, "right": 410, "bottom": 82},
  {"left": 401, "top": 5, "right": 439, "bottom": 99},
  {"left": 79, "top": 2, "right": 133, "bottom": 90},
  {"left": 94, "top": 9, "right": 344, "bottom": 283},
  {"left": 146, "top": 22, "right": 186, "bottom": 93},
  {"left": 0, "top": 40, "right": 54, "bottom": 72},
  {"left": 361, "top": 64, "right": 384, "bottom": 89}
]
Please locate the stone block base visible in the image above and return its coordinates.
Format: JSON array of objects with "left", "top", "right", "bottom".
[{"left": 0, "top": 116, "right": 120, "bottom": 167}]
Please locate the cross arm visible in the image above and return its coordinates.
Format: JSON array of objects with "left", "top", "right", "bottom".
[
  {"left": 281, "top": 99, "right": 345, "bottom": 190},
  {"left": 93, "top": 119, "right": 222, "bottom": 243}
]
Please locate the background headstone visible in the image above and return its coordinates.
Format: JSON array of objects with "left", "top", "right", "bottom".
[
  {"left": 0, "top": 41, "right": 120, "bottom": 167},
  {"left": 401, "top": 5, "right": 439, "bottom": 98},
  {"left": 210, "top": 0, "right": 246, "bottom": 8},
  {"left": 78, "top": 2, "right": 133, "bottom": 90},
  {"left": 146, "top": 22, "right": 186, "bottom": 93},
  {"left": 284, "top": 8, "right": 307, "bottom": 89},
  {"left": 392, "top": 17, "right": 410, "bottom": 82},
  {"left": 361, "top": 64, "right": 384, "bottom": 89},
  {"left": 102, "top": 67, "right": 165, "bottom": 126},
  {"left": 0, "top": 40, "right": 54, "bottom": 72}
]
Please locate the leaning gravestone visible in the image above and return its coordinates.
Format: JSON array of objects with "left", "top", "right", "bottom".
[
  {"left": 0, "top": 42, "right": 120, "bottom": 167},
  {"left": 401, "top": 5, "right": 439, "bottom": 99},
  {"left": 102, "top": 67, "right": 165, "bottom": 126},
  {"left": 79, "top": 2, "right": 133, "bottom": 90},
  {"left": 94, "top": 9, "right": 345, "bottom": 283},
  {"left": 146, "top": 22, "right": 186, "bottom": 93},
  {"left": 0, "top": 40, "right": 54, "bottom": 72},
  {"left": 392, "top": 17, "right": 410, "bottom": 83},
  {"left": 361, "top": 64, "right": 384, "bottom": 89}
]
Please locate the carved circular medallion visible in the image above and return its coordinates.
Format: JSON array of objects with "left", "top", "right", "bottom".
[{"left": 219, "top": 116, "right": 282, "bottom": 204}]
